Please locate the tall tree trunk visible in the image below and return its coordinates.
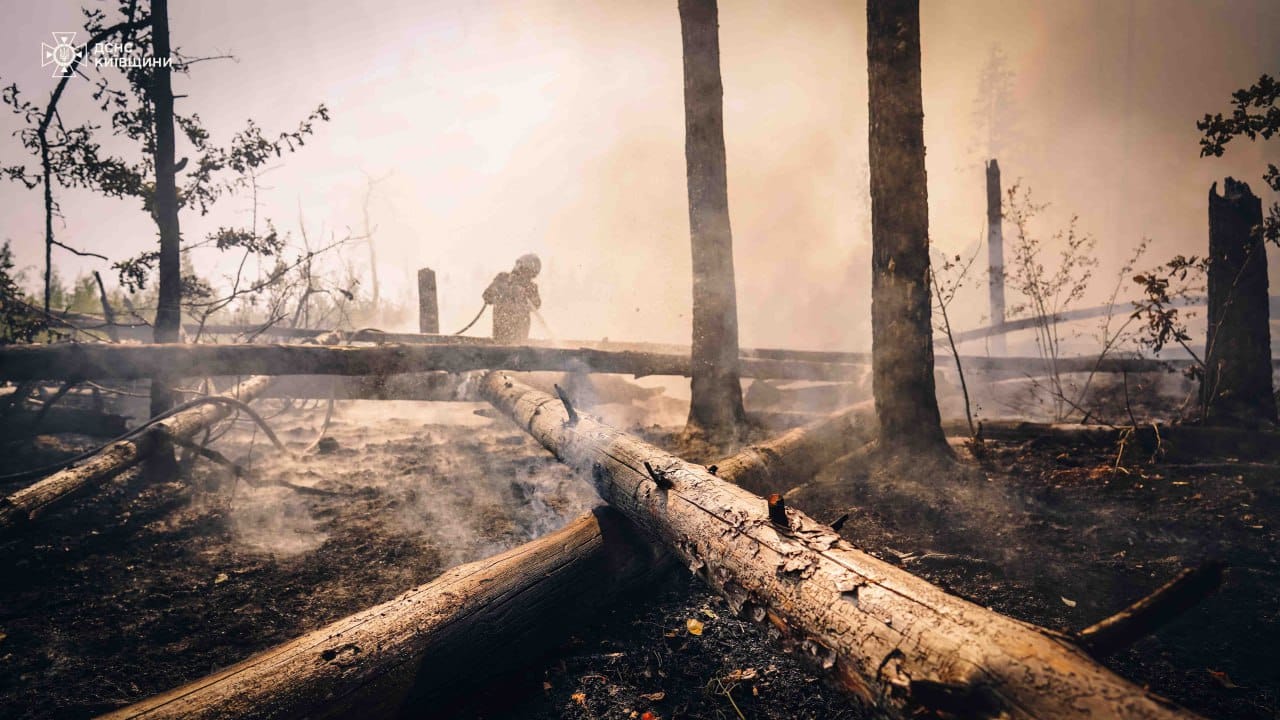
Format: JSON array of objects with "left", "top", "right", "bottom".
[
  {"left": 149, "top": 0, "right": 181, "bottom": 416},
  {"left": 1202, "top": 178, "right": 1276, "bottom": 426},
  {"left": 866, "top": 0, "right": 948, "bottom": 453},
  {"left": 986, "top": 158, "right": 1006, "bottom": 355},
  {"left": 679, "top": 0, "right": 746, "bottom": 442}
]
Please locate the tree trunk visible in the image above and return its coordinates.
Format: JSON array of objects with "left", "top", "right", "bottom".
[
  {"left": 1203, "top": 178, "right": 1276, "bottom": 426},
  {"left": 100, "top": 508, "right": 669, "bottom": 720},
  {"left": 0, "top": 375, "right": 274, "bottom": 531},
  {"left": 986, "top": 159, "right": 1006, "bottom": 355},
  {"left": 866, "top": 0, "right": 948, "bottom": 453},
  {"left": 417, "top": 268, "right": 439, "bottom": 334},
  {"left": 679, "top": 0, "right": 747, "bottom": 441},
  {"left": 480, "top": 372, "right": 1199, "bottom": 719},
  {"left": 149, "top": 0, "right": 182, "bottom": 416}
]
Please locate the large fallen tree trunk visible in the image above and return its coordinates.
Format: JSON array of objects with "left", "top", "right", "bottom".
[
  {"left": 481, "top": 373, "right": 1198, "bottom": 719},
  {"left": 0, "top": 375, "right": 273, "bottom": 530},
  {"left": 0, "top": 341, "right": 1222, "bottom": 384},
  {"left": 185, "top": 324, "right": 1244, "bottom": 375},
  {"left": 101, "top": 508, "right": 669, "bottom": 720}
]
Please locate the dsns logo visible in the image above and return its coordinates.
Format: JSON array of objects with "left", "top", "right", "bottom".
[{"left": 41, "top": 32, "right": 84, "bottom": 78}]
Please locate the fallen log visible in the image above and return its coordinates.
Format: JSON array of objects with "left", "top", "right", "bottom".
[
  {"left": 0, "top": 375, "right": 273, "bottom": 530},
  {"left": 0, "top": 341, "right": 880, "bottom": 384},
  {"left": 183, "top": 324, "right": 1244, "bottom": 374},
  {"left": 1, "top": 341, "right": 1215, "bottom": 385},
  {"left": 481, "top": 373, "right": 1198, "bottom": 719},
  {"left": 101, "top": 507, "right": 670, "bottom": 720},
  {"left": 949, "top": 419, "right": 1280, "bottom": 462},
  {"left": 716, "top": 401, "right": 875, "bottom": 496}
]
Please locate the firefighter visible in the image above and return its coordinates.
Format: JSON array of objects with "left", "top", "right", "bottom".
[{"left": 483, "top": 254, "right": 541, "bottom": 343}]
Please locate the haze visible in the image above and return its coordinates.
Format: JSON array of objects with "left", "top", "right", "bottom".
[{"left": 1, "top": 0, "right": 1276, "bottom": 350}]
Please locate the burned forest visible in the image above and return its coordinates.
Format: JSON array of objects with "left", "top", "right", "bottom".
[{"left": 2, "top": 1, "right": 1279, "bottom": 718}]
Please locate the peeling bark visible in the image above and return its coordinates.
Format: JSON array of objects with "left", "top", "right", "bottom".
[{"left": 482, "top": 372, "right": 1199, "bottom": 719}]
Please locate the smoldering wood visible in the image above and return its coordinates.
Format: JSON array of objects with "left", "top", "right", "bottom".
[
  {"left": 105, "top": 391, "right": 882, "bottom": 719},
  {"left": 481, "top": 372, "right": 1200, "bottom": 719},
  {"left": 0, "top": 376, "right": 274, "bottom": 531},
  {"left": 101, "top": 508, "right": 671, "bottom": 720},
  {"left": 1203, "top": 178, "right": 1276, "bottom": 425}
]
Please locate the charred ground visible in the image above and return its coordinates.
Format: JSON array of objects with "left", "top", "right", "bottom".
[{"left": 0, "top": 393, "right": 1275, "bottom": 719}]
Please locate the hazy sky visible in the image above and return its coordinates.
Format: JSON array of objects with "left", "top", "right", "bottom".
[{"left": 1, "top": 0, "right": 1276, "bottom": 350}]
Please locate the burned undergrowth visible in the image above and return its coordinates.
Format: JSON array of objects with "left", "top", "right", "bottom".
[{"left": 1, "top": 391, "right": 1277, "bottom": 719}]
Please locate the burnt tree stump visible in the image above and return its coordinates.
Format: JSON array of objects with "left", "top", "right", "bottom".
[{"left": 1203, "top": 178, "right": 1276, "bottom": 426}]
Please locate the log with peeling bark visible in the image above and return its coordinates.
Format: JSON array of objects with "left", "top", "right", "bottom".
[
  {"left": 0, "top": 375, "right": 274, "bottom": 530},
  {"left": 101, "top": 507, "right": 669, "bottom": 720},
  {"left": 481, "top": 372, "right": 1199, "bottom": 719}
]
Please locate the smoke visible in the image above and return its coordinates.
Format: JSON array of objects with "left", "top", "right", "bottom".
[
  {"left": 206, "top": 399, "right": 598, "bottom": 563},
  {"left": 3, "top": 1, "right": 1276, "bottom": 352}
]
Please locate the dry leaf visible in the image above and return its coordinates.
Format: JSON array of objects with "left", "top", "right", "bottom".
[
  {"left": 214, "top": 573, "right": 229, "bottom": 584},
  {"left": 640, "top": 691, "right": 665, "bottom": 701},
  {"left": 571, "top": 691, "right": 587, "bottom": 706},
  {"left": 1060, "top": 596, "right": 1077, "bottom": 607},
  {"left": 701, "top": 607, "right": 719, "bottom": 620},
  {"left": 686, "top": 618, "right": 704, "bottom": 636}
]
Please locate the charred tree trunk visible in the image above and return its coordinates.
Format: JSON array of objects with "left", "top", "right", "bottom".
[
  {"left": 1203, "top": 178, "right": 1276, "bottom": 426},
  {"left": 481, "top": 373, "right": 1199, "bottom": 719},
  {"left": 101, "top": 508, "right": 669, "bottom": 720},
  {"left": 679, "top": 0, "right": 747, "bottom": 442},
  {"left": 417, "top": 268, "right": 439, "bottom": 335},
  {"left": 866, "top": 0, "right": 948, "bottom": 453},
  {"left": 986, "top": 158, "right": 1006, "bottom": 355},
  {"left": 149, "top": 0, "right": 182, "bottom": 416}
]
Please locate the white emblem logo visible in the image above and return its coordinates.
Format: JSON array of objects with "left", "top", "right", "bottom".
[{"left": 41, "top": 32, "right": 83, "bottom": 78}]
